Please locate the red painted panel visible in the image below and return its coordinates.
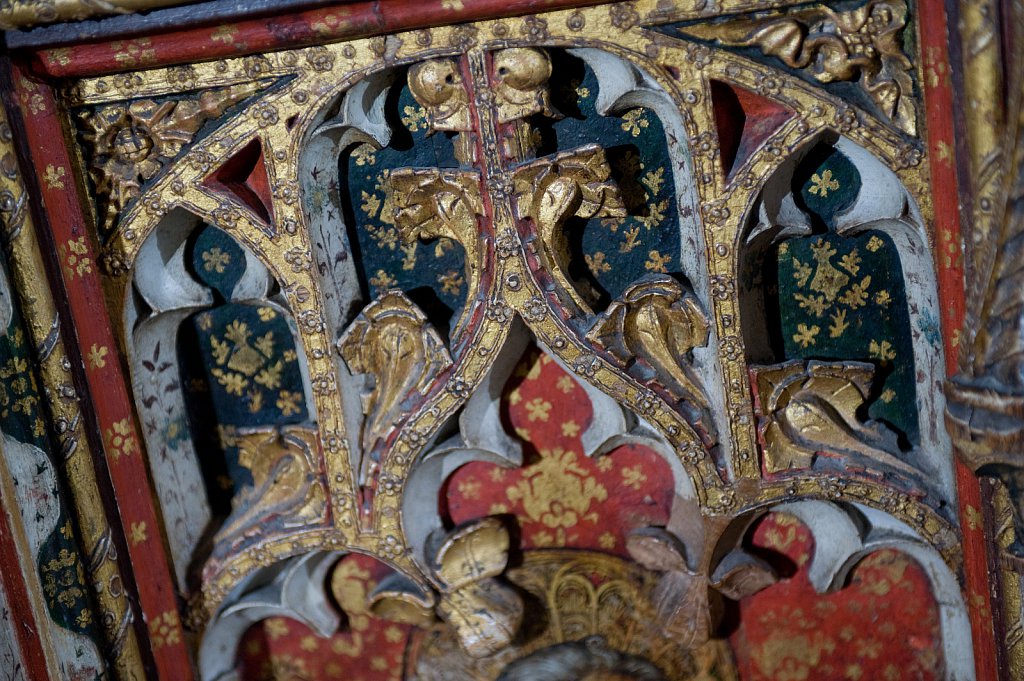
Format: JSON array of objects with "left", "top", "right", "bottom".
[
  {"left": 237, "top": 555, "right": 411, "bottom": 681},
  {"left": 445, "top": 344, "right": 675, "bottom": 555},
  {"left": 730, "top": 513, "right": 944, "bottom": 681}
]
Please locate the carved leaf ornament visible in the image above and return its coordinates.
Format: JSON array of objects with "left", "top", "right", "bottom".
[{"left": 680, "top": 0, "right": 917, "bottom": 134}]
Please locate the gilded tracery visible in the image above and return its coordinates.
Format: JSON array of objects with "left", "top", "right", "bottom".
[{"left": 0, "top": 0, "right": 1017, "bottom": 678}]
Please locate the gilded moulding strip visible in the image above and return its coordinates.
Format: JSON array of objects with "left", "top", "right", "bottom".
[{"left": 1, "top": 0, "right": 188, "bottom": 31}]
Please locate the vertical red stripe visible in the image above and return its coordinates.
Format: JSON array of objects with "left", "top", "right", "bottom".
[
  {"left": 10, "top": 65, "right": 195, "bottom": 679},
  {"left": 0, "top": 501, "right": 53, "bottom": 681},
  {"left": 918, "top": 2, "right": 1001, "bottom": 679}
]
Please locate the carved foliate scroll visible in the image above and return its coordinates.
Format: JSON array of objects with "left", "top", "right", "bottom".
[
  {"left": 338, "top": 290, "right": 452, "bottom": 473},
  {"left": 588, "top": 275, "right": 711, "bottom": 418},
  {"left": 388, "top": 168, "right": 484, "bottom": 319},
  {"left": 752, "top": 360, "right": 909, "bottom": 474},
  {"left": 212, "top": 425, "right": 326, "bottom": 555},
  {"left": 677, "top": 0, "right": 916, "bottom": 134},
  {"left": 514, "top": 144, "right": 626, "bottom": 310}
]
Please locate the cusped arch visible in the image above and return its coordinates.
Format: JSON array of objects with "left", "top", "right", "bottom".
[
  {"left": 738, "top": 132, "right": 953, "bottom": 499},
  {"left": 126, "top": 208, "right": 318, "bottom": 591}
]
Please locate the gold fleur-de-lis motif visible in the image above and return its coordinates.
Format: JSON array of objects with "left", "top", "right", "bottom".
[{"left": 44, "top": 164, "right": 66, "bottom": 189}]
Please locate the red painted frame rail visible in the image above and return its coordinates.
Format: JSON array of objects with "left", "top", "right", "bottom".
[
  {"left": 29, "top": 0, "right": 611, "bottom": 78},
  {"left": 0, "top": 495, "right": 53, "bottom": 681},
  {"left": 919, "top": 0, "right": 1001, "bottom": 678},
  {"left": 10, "top": 65, "right": 196, "bottom": 679}
]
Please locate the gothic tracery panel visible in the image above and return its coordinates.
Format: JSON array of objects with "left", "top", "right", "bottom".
[{"left": 0, "top": 0, "right": 990, "bottom": 679}]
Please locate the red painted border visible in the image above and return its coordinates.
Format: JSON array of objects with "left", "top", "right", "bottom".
[
  {"left": 0, "top": 500, "right": 53, "bottom": 681},
  {"left": 28, "top": 0, "right": 608, "bottom": 78},
  {"left": 918, "top": 2, "right": 1000, "bottom": 679},
  {"left": 10, "top": 65, "right": 196, "bottom": 679}
]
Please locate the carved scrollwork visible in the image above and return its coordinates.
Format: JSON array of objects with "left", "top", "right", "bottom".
[
  {"left": 678, "top": 0, "right": 917, "bottom": 135},
  {"left": 751, "top": 360, "right": 911, "bottom": 474},
  {"left": 587, "top": 274, "right": 711, "bottom": 420},
  {"left": 211, "top": 425, "right": 326, "bottom": 555},
  {"left": 513, "top": 144, "right": 626, "bottom": 310},
  {"left": 388, "top": 167, "right": 485, "bottom": 326},
  {"left": 47, "top": 13, "right": 972, "bottom": 678}
]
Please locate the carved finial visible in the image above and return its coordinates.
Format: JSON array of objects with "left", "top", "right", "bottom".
[{"left": 588, "top": 275, "right": 711, "bottom": 418}]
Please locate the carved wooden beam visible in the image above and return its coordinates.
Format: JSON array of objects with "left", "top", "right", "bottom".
[{"left": 944, "top": 0, "right": 1024, "bottom": 558}]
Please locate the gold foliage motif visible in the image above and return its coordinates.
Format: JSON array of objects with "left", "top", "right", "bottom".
[
  {"left": 78, "top": 82, "right": 262, "bottom": 233},
  {"left": 587, "top": 275, "right": 711, "bottom": 417},
  {"left": 752, "top": 360, "right": 911, "bottom": 473},
  {"left": 338, "top": 291, "right": 452, "bottom": 475},
  {"left": 388, "top": 167, "right": 484, "bottom": 320},
  {"left": 514, "top": 144, "right": 626, "bottom": 311},
  {"left": 212, "top": 425, "right": 326, "bottom": 552},
  {"left": 52, "top": 5, "right": 958, "bottom": 658},
  {"left": 679, "top": 0, "right": 917, "bottom": 134}
]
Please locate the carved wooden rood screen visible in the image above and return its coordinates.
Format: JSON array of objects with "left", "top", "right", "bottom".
[{"left": 0, "top": 0, "right": 1021, "bottom": 678}]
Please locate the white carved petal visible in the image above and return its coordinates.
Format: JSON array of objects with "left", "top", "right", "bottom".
[
  {"left": 199, "top": 552, "right": 342, "bottom": 681},
  {"left": 133, "top": 209, "right": 213, "bottom": 314},
  {"left": 132, "top": 309, "right": 211, "bottom": 591},
  {"left": 774, "top": 500, "right": 864, "bottom": 592},
  {"left": 312, "top": 72, "right": 395, "bottom": 150},
  {"left": 832, "top": 137, "right": 908, "bottom": 230},
  {"left": 230, "top": 246, "right": 273, "bottom": 302},
  {"left": 459, "top": 319, "right": 531, "bottom": 459}
]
